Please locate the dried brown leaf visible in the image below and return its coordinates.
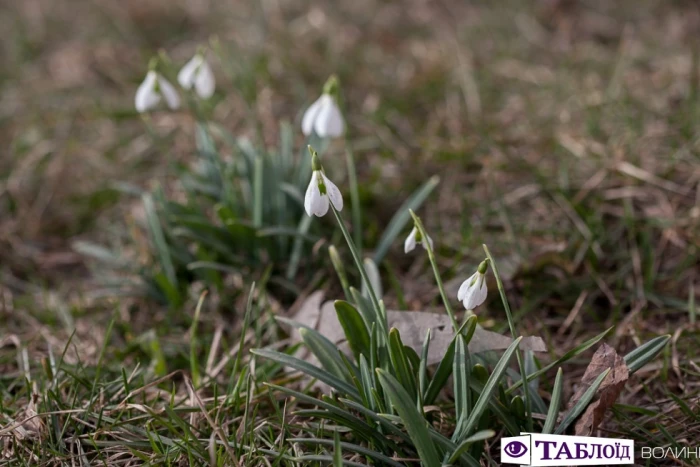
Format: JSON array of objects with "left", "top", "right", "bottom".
[
  {"left": 288, "top": 297, "right": 546, "bottom": 366},
  {"left": 568, "top": 343, "right": 629, "bottom": 436}
]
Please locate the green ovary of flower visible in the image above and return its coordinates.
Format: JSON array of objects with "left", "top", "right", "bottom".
[{"left": 317, "top": 171, "right": 327, "bottom": 195}]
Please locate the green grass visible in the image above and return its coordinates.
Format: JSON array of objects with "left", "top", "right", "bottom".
[{"left": 1, "top": 0, "right": 699, "bottom": 464}]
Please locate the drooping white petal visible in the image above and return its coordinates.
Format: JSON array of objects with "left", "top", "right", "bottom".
[
  {"left": 423, "top": 234, "right": 434, "bottom": 251},
  {"left": 304, "top": 171, "right": 330, "bottom": 217},
  {"left": 135, "top": 71, "right": 160, "bottom": 113},
  {"left": 321, "top": 172, "right": 343, "bottom": 211},
  {"left": 158, "top": 76, "right": 181, "bottom": 109},
  {"left": 194, "top": 60, "right": 215, "bottom": 99},
  {"left": 458, "top": 272, "right": 477, "bottom": 302},
  {"left": 302, "top": 95, "right": 324, "bottom": 136},
  {"left": 304, "top": 174, "right": 319, "bottom": 217},
  {"left": 457, "top": 275, "right": 470, "bottom": 302},
  {"left": 314, "top": 95, "right": 345, "bottom": 137},
  {"left": 314, "top": 193, "right": 330, "bottom": 216},
  {"left": 178, "top": 55, "right": 201, "bottom": 89},
  {"left": 460, "top": 273, "right": 487, "bottom": 310},
  {"left": 463, "top": 281, "right": 487, "bottom": 309},
  {"left": 404, "top": 227, "right": 417, "bottom": 253}
]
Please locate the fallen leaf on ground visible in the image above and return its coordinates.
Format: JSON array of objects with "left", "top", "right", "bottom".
[
  {"left": 286, "top": 297, "right": 546, "bottom": 366},
  {"left": 567, "top": 343, "right": 629, "bottom": 436},
  {"left": 285, "top": 290, "right": 325, "bottom": 331}
]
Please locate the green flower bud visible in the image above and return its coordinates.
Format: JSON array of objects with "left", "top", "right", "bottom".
[
  {"left": 322, "top": 74, "right": 340, "bottom": 98},
  {"left": 510, "top": 395, "right": 525, "bottom": 419},
  {"left": 472, "top": 363, "right": 489, "bottom": 383},
  {"left": 309, "top": 145, "right": 322, "bottom": 171},
  {"left": 414, "top": 227, "right": 424, "bottom": 243}
]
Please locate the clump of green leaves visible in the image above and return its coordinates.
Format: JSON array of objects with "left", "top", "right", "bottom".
[
  {"left": 74, "top": 45, "right": 448, "bottom": 312},
  {"left": 76, "top": 124, "right": 439, "bottom": 311},
  {"left": 254, "top": 205, "right": 671, "bottom": 465},
  {"left": 76, "top": 120, "right": 331, "bottom": 308}
]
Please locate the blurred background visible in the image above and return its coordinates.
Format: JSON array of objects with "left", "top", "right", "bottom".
[{"left": 0, "top": 0, "right": 698, "bottom": 425}]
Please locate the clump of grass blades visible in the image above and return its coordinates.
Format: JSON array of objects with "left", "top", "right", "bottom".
[{"left": 0, "top": 284, "right": 302, "bottom": 465}]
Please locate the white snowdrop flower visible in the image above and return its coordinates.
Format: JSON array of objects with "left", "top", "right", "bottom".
[
  {"left": 404, "top": 226, "right": 433, "bottom": 253},
  {"left": 302, "top": 95, "right": 344, "bottom": 137},
  {"left": 135, "top": 71, "right": 180, "bottom": 113},
  {"left": 457, "top": 260, "right": 489, "bottom": 310},
  {"left": 302, "top": 75, "right": 344, "bottom": 138},
  {"left": 178, "top": 53, "right": 215, "bottom": 99},
  {"left": 304, "top": 147, "right": 343, "bottom": 217}
]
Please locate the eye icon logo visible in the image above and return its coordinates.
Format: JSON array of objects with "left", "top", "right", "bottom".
[
  {"left": 501, "top": 434, "right": 634, "bottom": 465},
  {"left": 504, "top": 441, "right": 528, "bottom": 458}
]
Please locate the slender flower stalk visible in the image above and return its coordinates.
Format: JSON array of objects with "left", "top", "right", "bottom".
[
  {"left": 345, "top": 146, "right": 362, "bottom": 253},
  {"left": 331, "top": 204, "right": 386, "bottom": 335},
  {"left": 483, "top": 244, "right": 533, "bottom": 432},
  {"left": 305, "top": 141, "right": 384, "bottom": 332},
  {"left": 408, "top": 210, "right": 459, "bottom": 333}
]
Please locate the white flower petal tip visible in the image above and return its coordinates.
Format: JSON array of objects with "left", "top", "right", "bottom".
[
  {"left": 404, "top": 228, "right": 417, "bottom": 253},
  {"left": 178, "top": 54, "right": 215, "bottom": 99},
  {"left": 302, "top": 96, "right": 324, "bottom": 136},
  {"left": 158, "top": 76, "right": 181, "bottom": 109},
  {"left": 458, "top": 272, "right": 488, "bottom": 310},
  {"left": 304, "top": 170, "right": 343, "bottom": 217},
  {"left": 177, "top": 57, "right": 199, "bottom": 89},
  {"left": 322, "top": 173, "right": 343, "bottom": 211},
  {"left": 403, "top": 227, "right": 433, "bottom": 254},
  {"left": 301, "top": 94, "right": 345, "bottom": 138},
  {"left": 135, "top": 71, "right": 159, "bottom": 113},
  {"left": 135, "top": 71, "right": 180, "bottom": 113}
]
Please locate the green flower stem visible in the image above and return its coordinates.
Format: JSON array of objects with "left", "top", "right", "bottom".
[
  {"left": 483, "top": 244, "right": 533, "bottom": 432},
  {"left": 345, "top": 145, "right": 363, "bottom": 254},
  {"left": 253, "top": 153, "right": 263, "bottom": 228},
  {"left": 331, "top": 205, "right": 387, "bottom": 334},
  {"left": 409, "top": 210, "right": 459, "bottom": 333}
]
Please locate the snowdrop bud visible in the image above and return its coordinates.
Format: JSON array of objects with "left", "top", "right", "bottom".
[
  {"left": 304, "top": 147, "right": 343, "bottom": 217},
  {"left": 302, "top": 76, "right": 345, "bottom": 138},
  {"left": 310, "top": 145, "right": 322, "bottom": 171},
  {"left": 178, "top": 53, "right": 215, "bottom": 99},
  {"left": 457, "top": 262, "right": 489, "bottom": 310},
  {"left": 135, "top": 70, "right": 180, "bottom": 113},
  {"left": 404, "top": 226, "right": 434, "bottom": 254},
  {"left": 322, "top": 74, "right": 340, "bottom": 97},
  {"left": 328, "top": 245, "right": 345, "bottom": 275}
]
